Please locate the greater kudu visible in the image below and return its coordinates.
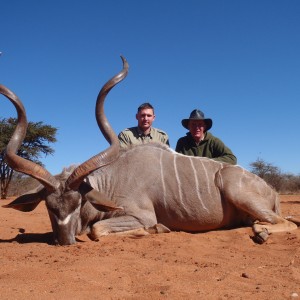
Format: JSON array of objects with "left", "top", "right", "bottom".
[{"left": 1, "top": 56, "right": 298, "bottom": 245}]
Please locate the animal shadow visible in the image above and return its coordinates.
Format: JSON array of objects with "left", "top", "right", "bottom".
[
  {"left": 286, "top": 201, "right": 300, "bottom": 204},
  {"left": 0, "top": 228, "right": 90, "bottom": 245},
  {"left": 0, "top": 231, "right": 54, "bottom": 245}
]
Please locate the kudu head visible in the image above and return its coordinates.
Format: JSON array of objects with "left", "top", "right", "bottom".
[{"left": 1, "top": 56, "right": 128, "bottom": 245}]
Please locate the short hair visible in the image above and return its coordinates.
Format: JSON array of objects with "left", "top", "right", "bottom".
[{"left": 137, "top": 102, "right": 154, "bottom": 114}]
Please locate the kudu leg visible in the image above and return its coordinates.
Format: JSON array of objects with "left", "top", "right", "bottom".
[
  {"left": 218, "top": 167, "right": 298, "bottom": 243},
  {"left": 88, "top": 215, "right": 170, "bottom": 241},
  {"left": 252, "top": 217, "right": 298, "bottom": 243},
  {"left": 227, "top": 194, "right": 297, "bottom": 243}
]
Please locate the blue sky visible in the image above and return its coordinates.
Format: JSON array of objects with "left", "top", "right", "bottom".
[{"left": 1, "top": 0, "right": 299, "bottom": 175}]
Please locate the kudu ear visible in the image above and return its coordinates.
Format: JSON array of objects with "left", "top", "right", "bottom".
[
  {"left": 2, "top": 188, "right": 45, "bottom": 212},
  {"left": 79, "top": 182, "right": 123, "bottom": 212}
]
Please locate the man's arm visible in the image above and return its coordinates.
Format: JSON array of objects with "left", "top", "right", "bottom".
[
  {"left": 211, "top": 138, "right": 237, "bottom": 165},
  {"left": 118, "top": 131, "right": 130, "bottom": 148}
]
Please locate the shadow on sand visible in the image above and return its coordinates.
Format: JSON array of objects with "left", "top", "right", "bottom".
[{"left": 0, "top": 232, "right": 54, "bottom": 245}]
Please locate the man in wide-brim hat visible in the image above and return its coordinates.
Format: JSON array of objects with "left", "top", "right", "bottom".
[{"left": 175, "top": 109, "right": 237, "bottom": 165}]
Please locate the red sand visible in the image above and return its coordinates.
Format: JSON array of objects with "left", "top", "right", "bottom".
[{"left": 0, "top": 195, "right": 300, "bottom": 299}]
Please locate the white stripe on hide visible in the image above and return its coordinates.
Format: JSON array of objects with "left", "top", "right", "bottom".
[
  {"left": 173, "top": 155, "right": 188, "bottom": 211},
  {"left": 199, "top": 159, "right": 212, "bottom": 195},
  {"left": 189, "top": 157, "right": 208, "bottom": 212},
  {"left": 173, "top": 155, "right": 183, "bottom": 203},
  {"left": 160, "top": 150, "right": 167, "bottom": 207}
]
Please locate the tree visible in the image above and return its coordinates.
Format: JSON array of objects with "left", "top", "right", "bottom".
[
  {"left": 249, "top": 158, "right": 282, "bottom": 191},
  {"left": 0, "top": 117, "right": 57, "bottom": 199},
  {"left": 249, "top": 158, "right": 300, "bottom": 194}
]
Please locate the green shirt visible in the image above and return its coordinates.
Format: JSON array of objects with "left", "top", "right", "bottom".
[
  {"left": 175, "top": 132, "right": 237, "bottom": 165},
  {"left": 118, "top": 127, "right": 170, "bottom": 148}
]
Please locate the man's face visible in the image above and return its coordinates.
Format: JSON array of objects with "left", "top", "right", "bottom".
[
  {"left": 136, "top": 108, "right": 155, "bottom": 132},
  {"left": 188, "top": 120, "right": 206, "bottom": 141}
]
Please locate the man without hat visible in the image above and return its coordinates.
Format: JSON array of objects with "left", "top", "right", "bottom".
[
  {"left": 175, "top": 109, "right": 237, "bottom": 165},
  {"left": 118, "top": 102, "right": 169, "bottom": 148}
]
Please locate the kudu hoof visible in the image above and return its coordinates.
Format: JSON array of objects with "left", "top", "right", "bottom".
[{"left": 252, "top": 228, "right": 269, "bottom": 244}]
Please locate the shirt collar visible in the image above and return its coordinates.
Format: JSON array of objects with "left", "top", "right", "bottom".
[
  {"left": 137, "top": 127, "right": 152, "bottom": 137},
  {"left": 187, "top": 132, "right": 206, "bottom": 144}
]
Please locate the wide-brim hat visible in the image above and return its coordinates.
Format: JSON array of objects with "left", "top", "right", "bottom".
[{"left": 181, "top": 109, "right": 213, "bottom": 131}]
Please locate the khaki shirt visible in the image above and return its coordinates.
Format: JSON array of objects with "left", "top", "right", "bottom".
[{"left": 118, "top": 127, "right": 170, "bottom": 148}]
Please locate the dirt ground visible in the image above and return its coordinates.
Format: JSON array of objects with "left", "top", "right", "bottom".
[{"left": 0, "top": 195, "right": 300, "bottom": 300}]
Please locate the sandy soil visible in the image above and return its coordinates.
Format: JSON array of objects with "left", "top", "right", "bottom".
[{"left": 0, "top": 195, "right": 300, "bottom": 300}]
